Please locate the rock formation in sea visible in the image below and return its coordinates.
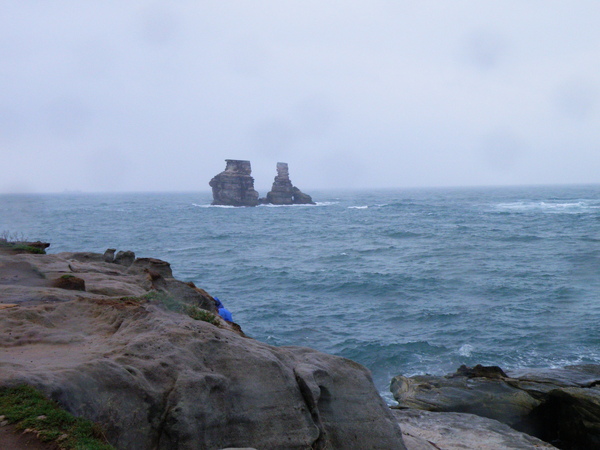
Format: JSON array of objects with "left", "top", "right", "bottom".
[
  {"left": 392, "top": 364, "right": 600, "bottom": 449},
  {"left": 209, "top": 159, "right": 260, "bottom": 207},
  {"left": 0, "top": 243, "right": 406, "bottom": 449},
  {"left": 262, "top": 162, "right": 315, "bottom": 205}
]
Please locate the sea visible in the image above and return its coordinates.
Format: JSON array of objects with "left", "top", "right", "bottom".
[{"left": 2, "top": 185, "right": 600, "bottom": 403}]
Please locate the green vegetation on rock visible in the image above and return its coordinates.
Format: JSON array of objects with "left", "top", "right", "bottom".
[
  {"left": 0, "top": 384, "right": 114, "bottom": 450},
  {"left": 118, "top": 291, "right": 221, "bottom": 326},
  {"left": 0, "top": 232, "right": 46, "bottom": 254},
  {"left": 184, "top": 305, "right": 220, "bottom": 325}
]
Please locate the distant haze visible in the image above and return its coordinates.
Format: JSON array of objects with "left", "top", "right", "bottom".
[{"left": 1, "top": 2, "right": 599, "bottom": 193}]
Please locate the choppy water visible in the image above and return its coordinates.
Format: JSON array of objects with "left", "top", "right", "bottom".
[{"left": 2, "top": 185, "right": 600, "bottom": 402}]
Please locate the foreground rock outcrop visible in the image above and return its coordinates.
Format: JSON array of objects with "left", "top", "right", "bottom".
[
  {"left": 261, "top": 162, "right": 315, "bottom": 205},
  {"left": 209, "top": 160, "right": 260, "bottom": 207},
  {"left": 0, "top": 247, "right": 406, "bottom": 449},
  {"left": 393, "top": 409, "right": 556, "bottom": 450},
  {"left": 392, "top": 364, "right": 600, "bottom": 450}
]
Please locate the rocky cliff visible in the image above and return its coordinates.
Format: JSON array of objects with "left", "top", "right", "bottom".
[
  {"left": 0, "top": 246, "right": 406, "bottom": 449},
  {"left": 209, "top": 160, "right": 260, "bottom": 207},
  {"left": 262, "top": 162, "right": 315, "bottom": 205}
]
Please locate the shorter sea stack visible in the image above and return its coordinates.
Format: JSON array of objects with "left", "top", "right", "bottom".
[
  {"left": 261, "top": 162, "right": 315, "bottom": 205},
  {"left": 209, "top": 159, "right": 259, "bottom": 207}
]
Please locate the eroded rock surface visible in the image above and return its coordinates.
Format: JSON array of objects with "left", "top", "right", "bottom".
[
  {"left": 0, "top": 249, "right": 406, "bottom": 450},
  {"left": 393, "top": 409, "right": 556, "bottom": 450},
  {"left": 392, "top": 364, "right": 600, "bottom": 450},
  {"left": 209, "top": 160, "right": 260, "bottom": 207}
]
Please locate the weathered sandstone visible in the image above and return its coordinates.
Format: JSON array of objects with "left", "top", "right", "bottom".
[
  {"left": 393, "top": 409, "right": 556, "bottom": 449},
  {"left": 0, "top": 248, "right": 406, "bottom": 449}
]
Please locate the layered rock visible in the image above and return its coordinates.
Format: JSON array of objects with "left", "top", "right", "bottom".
[
  {"left": 391, "top": 364, "right": 600, "bottom": 450},
  {"left": 209, "top": 160, "right": 260, "bottom": 207},
  {"left": 0, "top": 247, "right": 406, "bottom": 449},
  {"left": 262, "top": 162, "right": 315, "bottom": 205}
]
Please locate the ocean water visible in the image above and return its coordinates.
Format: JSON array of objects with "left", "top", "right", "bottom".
[{"left": 2, "top": 185, "right": 600, "bottom": 403}]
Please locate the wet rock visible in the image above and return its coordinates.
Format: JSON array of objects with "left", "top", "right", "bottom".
[{"left": 209, "top": 160, "right": 260, "bottom": 207}]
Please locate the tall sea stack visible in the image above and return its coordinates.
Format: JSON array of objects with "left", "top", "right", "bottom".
[
  {"left": 209, "top": 159, "right": 259, "bottom": 207},
  {"left": 263, "top": 162, "right": 315, "bottom": 205}
]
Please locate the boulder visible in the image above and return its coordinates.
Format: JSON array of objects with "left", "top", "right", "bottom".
[
  {"left": 391, "top": 370, "right": 540, "bottom": 427},
  {"left": 114, "top": 250, "right": 136, "bottom": 267},
  {"left": 103, "top": 248, "right": 116, "bottom": 263},
  {"left": 391, "top": 364, "right": 600, "bottom": 450},
  {"left": 209, "top": 160, "right": 260, "bottom": 207},
  {"left": 393, "top": 409, "right": 556, "bottom": 449},
  {"left": 129, "top": 257, "right": 173, "bottom": 278},
  {"left": 51, "top": 274, "right": 86, "bottom": 291}
]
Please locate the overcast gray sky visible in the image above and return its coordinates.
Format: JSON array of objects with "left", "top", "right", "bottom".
[{"left": 1, "top": 1, "right": 599, "bottom": 193}]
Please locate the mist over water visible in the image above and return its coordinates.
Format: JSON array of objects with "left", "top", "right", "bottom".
[{"left": 2, "top": 185, "right": 600, "bottom": 402}]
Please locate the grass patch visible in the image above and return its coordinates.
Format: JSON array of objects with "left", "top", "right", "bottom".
[
  {"left": 0, "top": 232, "right": 46, "bottom": 254},
  {"left": 184, "top": 305, "right": 220, "bottom": 326},
  {"left": 0, "top": 385, "right": 114, "bottom": 449},
  {"left": 117, "top": 291, "right": 172, "bottom": 303},
  {"left": 139, "top": 291, "right": 221, "bottom": 326},
  {"left": 11, "top": 244, "right": 45, "bottom": 254},
  {"left": 116, "top": 291, "right": 220, "bottom": 326}
]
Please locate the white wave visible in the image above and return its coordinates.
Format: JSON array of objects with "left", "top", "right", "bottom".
[
  {"left": 192, "top": 203, "right": 236, "bottom": 208},
  {"left": 259, "top": 203, "right": 313, "bottom": 208},
  {"left": 458, "top": 344, "right": 473, "bottom": 357},
  {"left": 348, "top": 205, "right": 369, "bottom": 209},
  {"left": 495, "top": 200, "right": 598, "bottom": 213},
  {"left": 193, "top": 201, "right": 338, "bottom": 208},
  {"left": 315, "top": 201, "right": 339, "bottom": 206}
]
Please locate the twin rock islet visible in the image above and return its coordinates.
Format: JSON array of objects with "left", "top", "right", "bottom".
[{"left": 209, "top": 160, "right": 315, "bottom": 207}]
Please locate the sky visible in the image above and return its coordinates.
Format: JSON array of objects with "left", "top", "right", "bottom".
[{"left": 1, "top": 1, "right": 599, "bottom": 193}]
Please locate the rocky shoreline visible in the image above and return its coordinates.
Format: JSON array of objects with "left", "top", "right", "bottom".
[
  {"left": 2, "top": 242, "right": 597, "bottom": 449},
  {"left": 392, "top": 364, "right": 600, "bottom": 449}
]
